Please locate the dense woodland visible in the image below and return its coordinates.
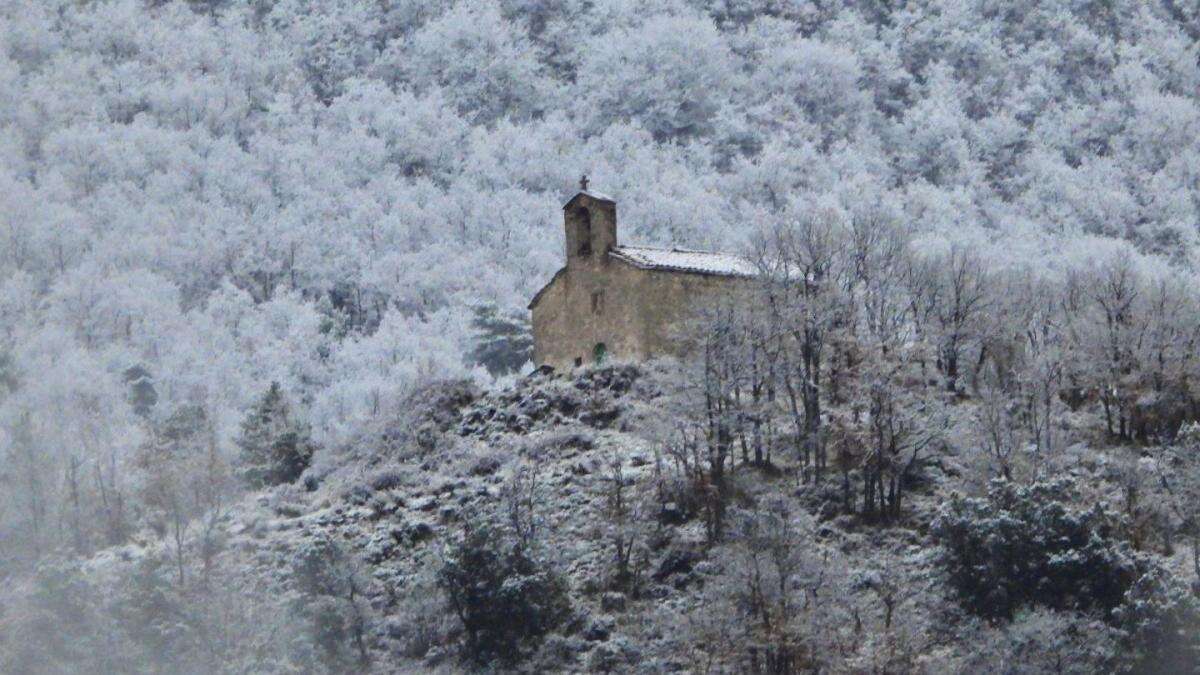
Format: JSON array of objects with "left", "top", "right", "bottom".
[{"left": 2, "top": 0, "right": 1200, "bottom": 672}]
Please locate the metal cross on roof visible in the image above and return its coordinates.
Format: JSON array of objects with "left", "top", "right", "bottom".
[{"left": 579, "top": 174, "right": 589, "bottom": 191}]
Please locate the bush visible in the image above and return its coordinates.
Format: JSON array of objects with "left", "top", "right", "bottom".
[
  {"left": 933, "top": 478, "right": 1200, "bottom": 671},
  {"left": 1114, "top": 565, "right": 1200, "bottom": 674},
  {"left": 367, "top": 466, "right": 406, "bottom": 491},
  {"left": 468, "top": 449, "right": 505, "bottom": 476},
  {"left": 0, "top": 559, "right": 112, "bottom": 673},
  {"left": 438, "top": 518, "right": 572, "bottom": 665},
  {"left": 289, "top": 537, "right": 370, "bottom": 670},
  {"left": 932, "top": 479, "right": 1140, "bottom": 621},
  {"left": 2, "top": 557, "right": 204, "bottom": 674},
  {"left": 955, "top": 610, "right": 1122, "bottom": 674}
]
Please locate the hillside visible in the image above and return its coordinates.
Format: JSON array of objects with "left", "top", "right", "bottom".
[
  {"left": 4, "top": 362, "right": 1197, "bottom": 673},
  {"left": 3, "top": 0, "right": 1200, "bottom": 672}
]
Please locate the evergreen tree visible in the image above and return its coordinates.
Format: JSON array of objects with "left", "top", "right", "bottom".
[
  {"left": 468, "top": 304, "right": 533, "bottom": 376},
  {"left": 235, "top": 383, "right": 316, "bottom": 488},
  {"left": 438, "top": 516, "right": 571, "bottom": 665}
]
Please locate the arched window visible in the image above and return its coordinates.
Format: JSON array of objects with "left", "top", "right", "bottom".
[
  {"left": 576, "top": 208, "right": 592, "bottom": 255},
  {"left": 593, "top": 342, "right": 607, "bottom": 364}
]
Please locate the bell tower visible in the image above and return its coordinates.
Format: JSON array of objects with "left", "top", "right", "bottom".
[{"left": 563, "top": 175, "right": 616, "bottom": 266}]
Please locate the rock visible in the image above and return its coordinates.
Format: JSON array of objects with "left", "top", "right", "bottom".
[
  {"left": 583, "top": 614, "right": 614, "bottom": 642},
  {"left": 644, "top": 584, "right": 670, "bottom": 600},
  {"left": 537, "top": 634, "right": 589, "bottom": 663},
  {"left": 558, "top": 432, "right": 595, "bottom": 450},
  {"left": 423, "top": 646, "right": 449, "bottom": 666},
  {"left": 600, "top": 592, "right": 627, "bottom": 613},
  {"left": 344, "top": 484, "right": 371, "bottom": 506},
  {"left": 518, "top": 396, "right": 551, "bottom": 420},
  {"left": 555, "top": 396, "right": 582, "bottom": 417},
  {"left": 406, "top": 521, "right": 434, "bottom": 544},
  {"left": 437, "top": 480, "right": 467, "bottom": 494},
  {"left": 671, "top": 572, "right": 696, "bottom": 590},
  {"left": 363, "top": 532, "right": 394, "bottom": 563},
  {"left": 470, "top": 454, "right": 503, "bottom": 476},
  {"left": 384, "top": 617, "right": 406, "bottom": 639},
  {"left": 580, "top": 404, "right": 621, "bottom": 429},
  {"left": 586, "top": 636, "right": 640, "bottom": 671},
  {"left": 659, "top": 502, "right": 686, "bottom": 525},
  {"left": 413, "top": 496, "right": 438, "bottom": 512},
  {"left": 389, "top": 520, "right": 435, "bottom": 547},
  {"left": 817, "top": 500, "right": 839, "bottom": 521},
  {"left": 654, "top": 548, "right": 700, "bottom": 582}
]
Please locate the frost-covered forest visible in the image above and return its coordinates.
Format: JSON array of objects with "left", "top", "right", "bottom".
[{"left": 2, "top": 0, "right": 1200, "bottom": 673}]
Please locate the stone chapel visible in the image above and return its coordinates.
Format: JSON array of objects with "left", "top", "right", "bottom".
[{"left": 528, "top": 180, "right": 757, "bottom": 371}]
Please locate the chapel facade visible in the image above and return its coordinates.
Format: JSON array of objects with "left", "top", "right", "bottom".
[{"left": 528, "top": 181, "right": 757, "bottom": 371}]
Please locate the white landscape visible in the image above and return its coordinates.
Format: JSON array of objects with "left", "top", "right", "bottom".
[{"left": 0, "top": 1, "right": 1199, "bottom": 673}]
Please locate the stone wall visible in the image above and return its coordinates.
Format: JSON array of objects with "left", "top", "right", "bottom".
[{"left": 531, "top": 256, "right": 743, "bottom": 371}]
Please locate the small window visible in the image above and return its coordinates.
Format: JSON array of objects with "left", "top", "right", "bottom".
[
  {"left": 591, "top": 290, "right": 605, "bottom": 315},
  {"left": 576, "top": 208, "right": 592, "bottom": 256},
  {"left": 574, "top": 357, "right": 583, "bottom": 368},
  {"left": 593, "top": 343, "right": 607, "bottom": 364}
]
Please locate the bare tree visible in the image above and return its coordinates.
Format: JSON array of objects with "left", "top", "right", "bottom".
[
  {"left": 928, "top": 246, "right": 991, "bottom": 394},
  {"left": 599, "top": 450, "right": 649, "bottom": 595},
  {"left": 861, "top": 381, "right": 948, "bottom": 522},
  {"left": 754, "top": 209, "right": 849, "bottom": 483},
  {"left": 1080, "top": 255, "right": 1145, "bottom": 441},
  {"left": 194, "top": 416, "right": 234, "bottom": 589},
  {"left": 136, "top": 404, "right": 232, "bottom": 589},
  {"left": 5, "top": 411, "right": 47, "bottom": 561},
  {"left": 975, "top": 370, "right": 1022, "bottom": 481},
  {"left": 501, "top": 461, "right": 541, "bottom": 550}
]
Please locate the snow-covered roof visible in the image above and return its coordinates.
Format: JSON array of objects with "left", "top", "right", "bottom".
[
  {"left": 563, "top": 189, "right": 616, "bottom": 207},
  {"left": 528, "top": 244, "right": 759, "bottom": 309},
  {"left": 609, "top": 245, "right": 759, "bottom": 277}
]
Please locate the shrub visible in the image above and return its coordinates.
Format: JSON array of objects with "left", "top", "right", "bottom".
[
  {"left": 468, "top": 450, "right": 505, "bottom": 476},
  {"left": 289, "top": 537, "right": 370, "bottom": 670},
  {"left": 1, "top": 559, "right": 112, "bottom": 673},
  {"left": 955, "top": 609, "right": 1122, "bottom": 674},
  {"left": 367, "top": 466, "right": 406, "bottom": 491},
  {"left": 2, "top": 557, "right": 205, "bottom": 674},
  {"left": 438, "top": 518, "right": 572, "bottom": 665},
  {"left": 932, "top": 479, "right": 1140, "bottom": 621},
  {"left": 1114, "top": 565, "right": 1200, "bottom": 674},
  {"left": 933, "top": 478, "right": 1200, "bottom": 670}
]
